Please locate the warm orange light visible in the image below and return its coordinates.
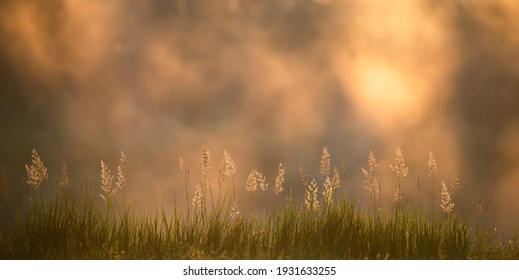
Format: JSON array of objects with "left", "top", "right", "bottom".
[{"left": 350, "top": 60, "right": 421, "bottom": 127}]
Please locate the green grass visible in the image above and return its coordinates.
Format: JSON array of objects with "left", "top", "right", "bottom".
[
  {"left": 1, "top": 148, "right": 519, "bottom": 259},
  {"left": 0, "top": 187, "right": 518, "bottom": 259}
]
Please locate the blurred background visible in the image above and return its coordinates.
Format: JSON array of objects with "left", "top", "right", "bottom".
[{"left": 1, "top": 0, "right": 519, "bottom": 235}]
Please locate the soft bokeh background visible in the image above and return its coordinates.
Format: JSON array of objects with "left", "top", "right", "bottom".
[{"left": 1, "top": 0, "right": 519, "bottom": 235}]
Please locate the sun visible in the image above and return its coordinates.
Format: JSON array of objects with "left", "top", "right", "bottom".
[{"left": 349, "top": 59, "right": 424, "bottom": 128}]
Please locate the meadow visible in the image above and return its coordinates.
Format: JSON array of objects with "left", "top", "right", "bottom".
[{"left": 0, "top": 147, "right": 518, "bottom": 260}]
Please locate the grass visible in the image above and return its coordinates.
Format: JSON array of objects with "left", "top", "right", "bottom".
[{"left": 0, "top": 148, "right": 519, "bottom": 259}]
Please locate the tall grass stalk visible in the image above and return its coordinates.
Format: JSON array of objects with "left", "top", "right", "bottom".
[{"left": 1, "top": 147, "right": 517, "bottom": 260}]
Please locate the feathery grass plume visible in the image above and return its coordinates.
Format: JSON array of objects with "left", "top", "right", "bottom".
[
  {"left": 440, "top": 180, "right": 454, "bottom": 214},
  {"left": 393, "top": 188, "right": 402, "bottom": 202},
  {"left": 200, "top": 147, "right": 213, "bottom": 210},
  {"left": 322, "top": 176, "right": 334, "bottom": 207},
  {"left": 428, "top": 150, "right": 438, "bottom": 218},
  {"left": 218, "top": 150, "right": 236, "bottom": 189},
  {"left": 25, "top": 148, "right": 48, "bottom": 190},
  {"left": 116, "top": 151, "right": 126, "bottom": 191},
  {"left": 256, "top": 170, "right": 268, "bottom": 191},
  {"left": 230, "top": 198, "right": 239, "bottom": 219},
  {"left": 391, "top": 147, "right": 408, "bottom": 205},
  {"left": 305, "top": 177, "right": 319, "bottom": 211},
  {"left": 222, "top": 150, "right": 236, "bottom": 177},
  {"left": 192, "top": 183, "right": 203, "bottom": 208},
  {"left": 332, "top": 166, "right": 341, "bottom": 190},
  {"left": 450, "top": 173, "right": 462, "bottom": 193},
  {"left": 58, "top": 163, "right": 69, "bottom": 188},
  {"left": 362, "top": 150, "right": 380, "bottom": 210},
  {"left": 201, "top": 147, "right": 211, "bottom": 186},
  {"left": 0, "top": 175, "right": 8, "bottom": 195},
  {"left": 391, "top": 147, "right": 409, "bottom": 179},
  {"left": 245, "top": 170, "right": 258, "bottom": 192},
  {"left": 100, "top": 160, "right": 116, "bottom": 208},
  {"left": 320, "top": 147, "right": 331, "bottom": 177},
  {"left": 274, "top": 163, "right": 285, "bottom": 195},
  {"left": 428, "top": 150, "right": 438, "bottom": 177}
]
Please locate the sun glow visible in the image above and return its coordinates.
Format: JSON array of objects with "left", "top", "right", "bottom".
[{"left": 351, "top": 60, "right": 422, "bottom": 127}]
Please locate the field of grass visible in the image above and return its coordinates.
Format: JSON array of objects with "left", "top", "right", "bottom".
[{"left": 0, "top": 148, "right": 518, "bottom": 260}]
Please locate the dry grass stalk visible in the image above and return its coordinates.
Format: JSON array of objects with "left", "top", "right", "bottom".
[
  {"left": 116, "top": 151, "right": 126, "bottom": 191},
  {"left": 305, "top": 177, "right": 319, "bottom": 211},
  {"left": 58, "top": 163, "right": 69, "bottom": 188},
  {"left": 192, "top": 183, "right": 203, "bottom": 208},
  {"left": 320, "top": 147, "right": 331, "bottom": 177},
  {"left": 428, "top": 150, "right": 438, "bottom": 218},
  {"left": 390, "top": 147, "right": 408, "bottom": 179},
  {"left": 440, "top": 180, "right": 454, "bottom": 213},
  {"left": 179, "top": 157, "right": 190, "bottom": 184},
  {"left": 230, "top": 198, "right": 239, "bottom": 219},
  {"left": 245, "top": 169, "right": 267, "bottom": 191},
  {"left": 362, "top": 150, "right": 380, "bottom": 200},
  {"left": 25, "top": 148, "right": 48, "bottom": 190},
  {"left": 256, "top": 170, "right": 268, "bottom": 191},
  {"left": 450, "top": 173, "right": 462, "bottom": 193},
  {"left": 322, "top": 176, "right": 333, "bottom": 206},
  {"left": 428, "top": 150, "right": 438, "bottom": 177},
  {"left": 245, "top": 170, "right": 258, "bottom": 192},
  {"left": 274, "top": 163, "right": 285, "bottom": 195},
  {"left": 201, "top": 147, "right": 212, "bottom": 189},
  {"left": 222, "top": 150, "right": 236, "bottom": 177},
  {"left": 332, "top": 166, "right": 341, "bottom": 190},
  {"left": 100, "top": 160, "right": 116, "bottom": 206},
  {"left": 391, "top": 147, "right": 408, "bottom": 203}
]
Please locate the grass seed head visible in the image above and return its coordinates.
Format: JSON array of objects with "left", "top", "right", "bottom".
[
  {"left": 245, "top": 169, "right": 258, "bottom": 192},
  {"left": 256, "top": 170, "right": 268, "bottom": 191},
  {"left": 201, "top": 147, "right": 212, "bottom": 188},
  {"left": 274, "top": 163, "right": 285, "bottom": 195},
  {"left": 320, "top": 147, "right": 331, "bottom": 177},
  {"left": 305, "top": 177, "right": 319, "bottom": 211},
  {"left": 179, "top": 157, "right": 189, "bottom": 182},
  {"left": 428, "top": 150, "right": 438, "bottom": 177},
  {"left": 450, "top": 173, "right": 461, "bottom": 193},
  {"left": 390, "top": 147, "right": 408, "bottom": 179},
  {"left": 440, "top": 180, "right": 454, "bottom": 213},
  {"left": 393, "top": 188, "right": 402, "bottom": 202},
  {"left": 230, "top": 198, "right": 239, "bottom": 219},
  {"left": 362, "top": 150, "right": 380, "bottom": 199},
  {"left": 59, "top": 163, "right": 69, "bottom": 188},
  {"left": 116, "top": 151, "right": 126, "bottom": 190},
  {"left": 100, "top": 160, "right": 116, "bottom": 204},
  {"left": 332, "top": 166, "right": 341, "bottom": 190},
  {"left": 192, "top": 184, "right": 203, "bottom": 207},
  {"left": 222, "top": 150, "right": 236, "bottom": 177},
  {"left": 322, "top": 176, "right": 334, "bottom": 206},
  {"left": 368, "top": 150, "right": 378, "bottom": 172},
  {"left": 25, "top": 148, "right": 48, "bottom": 190}
]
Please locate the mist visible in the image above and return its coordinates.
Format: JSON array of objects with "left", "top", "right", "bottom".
[{"left": 1, "top": 0, "right": 519, "bottom": 235}]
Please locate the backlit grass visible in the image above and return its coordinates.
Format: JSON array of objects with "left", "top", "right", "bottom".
[{"left": 0, "top": 148, "right": 518, "bottom": 259}]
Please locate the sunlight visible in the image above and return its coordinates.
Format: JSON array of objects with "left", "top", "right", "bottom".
[{"left": 350, "top": 60, "right": 423, "bottom": 128}]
